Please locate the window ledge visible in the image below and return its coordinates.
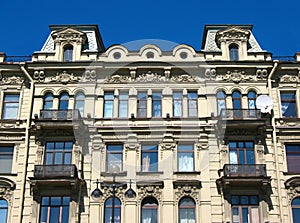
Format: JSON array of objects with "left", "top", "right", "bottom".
[
  {"left": 101, "top": 171, "right": 127, "bottom": 177},
  {"left": 283, "top": 172, "right": 300, "bottom": 175},
  {"left": 0, "top": 173, "right": 18, "bottom": 176},
  {"left": 136, "top": 171, "right": 164, "bottom": 176},
  {"left": 173, "top": 171, "right": 201, "bottom": 175}
]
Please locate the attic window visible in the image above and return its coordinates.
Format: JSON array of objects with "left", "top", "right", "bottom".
[
  {"left": 63, "top": 45, "right": 73, "bottom": 62},
  {"left": 229, "top": 44, "right": 239, "bottom": 61}
]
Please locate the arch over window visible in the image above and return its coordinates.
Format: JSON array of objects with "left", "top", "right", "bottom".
[
  {"left": 0, "top": 199, "right": 8, "bottom": 222},
  {"left": 248, "top": 91, "right": 257, "bottom": 109},
  {"left": 292, "top": 198, "right": 300, "bottom": 223},
  {"left": 229, "top": 44, "right": 239, "bottom": 61},
  {"left": 217, "top": 91, "right": 226, "bottom": 115},
  {"left": 43, "top": 93, "right": 54, "bottom": 110},
  {"left": 104, "top": 197, "right": 121, "bottom": 223},
  {"left": 63, "top": 45, "right": 73, "bottom": 62},
  {"left": 141, "top": 197, "right": 158, "bottom": 223},
  {"left": 179, "top": 197, "right": 196, "bottom": 223},
  {"left": 232, "top": 91, "right": 242, "bottom": 109},
  {"left": 59, "top": 92, "right": 69, "bottom": 110},
  {"left": 75, "top": 92, "right": 85, "bottom": 116}
]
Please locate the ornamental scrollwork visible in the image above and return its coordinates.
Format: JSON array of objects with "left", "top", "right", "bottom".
[
  {"left": 174, "top": 185, "right": 200, "bottom": 205},
  {"left": 44, "top": 71, "right": 81, "bottom": 84},
  {"left": 136, "top": 71, "right": 167, "bottom": 82},
  {"left": 287, "top": 186, "right": 300, "bottom": 202},
  {"left": 98, "top": 186, "right": 126, "bottom": 205},
  {"left": 83, "top": 69, "right": 96, "bottom": 82},
  {"left": 217, "top": 70, "right": 254, "bottom": 83},
  {"left": 256, "top": 69, "right": 268, "bottom": 80},
  {"left": 105, "top": 74, "right": 131, "bottom": 83},
  {"left": 171, "top": 74, "right": 198, "bottom": 82},
  {"left": 205, "top": 68, "right": 216, "bottom": 80},
  {"left": 33, "top": 70, "right": 45, "bottom": 82},
  {"left": 0, "top": 75, "right": 24, "bottom": 85},
  {"left": 0, "top": 187, "right": 13, "bottom": 204},
  {"left": 137, "top": 185, "right": 163, "bottom": 204},
  {"left": 280, "top": 74, "right": 299, "bottom": 83}
]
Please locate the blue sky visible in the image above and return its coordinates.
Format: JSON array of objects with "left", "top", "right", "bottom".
[{"left": 1, "top": 0, "right": 300, "bottom": 56}]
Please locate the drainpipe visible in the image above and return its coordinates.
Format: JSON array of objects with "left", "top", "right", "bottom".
[
  {"left": 19, "top": 63, "right": 34, "bottom": 223},
  {"left": 267, "top": 60, "right": 283, "bottom": 222}
]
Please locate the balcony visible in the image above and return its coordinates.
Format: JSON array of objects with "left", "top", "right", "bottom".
[
  {"left": 39, "top": 109, "right": 81, "bottom": 120},
  {"left": 220, "top": 109, "right": 261, "bottom": 121},
  {"left": 34, "top": 164, "right": 78, "bottom": 179},
  {"left": 217, "top": 164, "right": 271, "bottom": 191}
]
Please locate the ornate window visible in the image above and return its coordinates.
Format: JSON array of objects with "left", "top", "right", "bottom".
[
  {"left": 280, "top": 92, "right": 297, "bottom": 118},
  {"left": 247, "top": 91, "right": 257, "bottom": 109},
  {"left": 2, "top": 94, "right": 19, "bottom": 119},
  {"left": 43, "top": 93, "right": 54, "bottom": 110},
  {"left": 59, "top": 92, "right": 69, "bottom": 110},
  {"left": 285, "top": 144, "right": 300, "bottom": 173},
  {"left": 188, "top": 92, "right": 197, "bottom": 117},
  {"left": 178, "top": 145, "right": 194, "bottom": 172},
  {"left": 0, "top": 199, "right": 8, "bottom": 222},
  {"left": 104, "top": 92, "right": 114, "bottom": 118},
  {"left": 217, "top": 91, "right": 226, "bottom": 115},
  {"left": 75, "top": 92, "right": 85, "bottom": 116},
  {"left": 138, "top": 92, "right": 147, "bottom": 118},
  {"left": 179, "top": 197, "right": 196, "bottom": 223},
  {"left": 0, "top": 146, "right": 14, "bottom": 174},
  {"left": 118, "top": 92, "right": 128, "bottom": 118},
  {"left": 292, "top": 197, "right": 300, "bottom": 223},
  {"left": 106, "top": 145, "right": 123, "bottom": 173},
  {"left": 173, "top": 92, "right": 183, "bottom": 117},
  {"left": 39, "top": 196, "right": 70, "bottom": 223},
  {"left": 63, "top": 45, "right": 73, "bottom": 62},
  {"left": 141, "top": 145, "right": 158, "bottom": 172},
  {"left": 152, "top": 92, "right": 162, "bottom": 117},
  {"left": 229, "top": 44, "right": 239, "bottom": 61},
  {"left": 231, "top": 195, "right": 259, "bottom": 223},
  {"left": 45, "top": 142, "right": 73, "bottom": 165},
  {"left": 141, "top": 197, "right": 158, "bottom": 223},
  {"left": 229, "top": 141, "right": 254, "bottom": 164},
  {"left": 104, "top": 197, "right": 121, "bottom": 223}
]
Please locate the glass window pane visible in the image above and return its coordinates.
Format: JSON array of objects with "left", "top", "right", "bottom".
[
  {"left": 232, "top": 207, "right": 239, "bottom": 223},
  {"left": 104, "top": 101, "right": 113, "bottom": 118},
  {"left": 49, "top": 207, "right": 60, "bottom": 223},
  {"left": 64, "top": 153, "right": 72, "bottom": 164},
  {"left": 178, "top": 152, "right": 194, "bottom": 171},
  {"left": 230, "top": 151, "right": 238, "bottom": 164},
  {"left": 241, "top": 207, "right": 249, "bottom": 223},
  {"left": 3, "top": 94, "right": 20, "bottom": 119},
  {"left": 54, "top": 153, "right": 63, "bottom": 164},
  {"left": 62, "top": 206, "right": 70, "bottom": 223},
  {"left": 40, "top": 206, "right": 48, "bottom": 223},
  {"left": 246, "top": 150, "right": 255, "bottom": 164}
]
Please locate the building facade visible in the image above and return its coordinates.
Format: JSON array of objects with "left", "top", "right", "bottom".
[{"left": 0, "top": 24, "right": 300, "bottom": 223}]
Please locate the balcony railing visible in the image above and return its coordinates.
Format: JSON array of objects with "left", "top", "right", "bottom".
[
  {"left": 4, "top": 56, "right": 32, "bottom": 62},
  {"left": 223, "top": 164, "right": 267, "bottom": 178},
  {"left": 34, "top": 164, "right": 78, "bottom": 179},
  {"left": 220, "top": 109, "right": 261, "bottom": 120},
  {"left": 39, "top": 109, "right": 81, "bottom": 120}
]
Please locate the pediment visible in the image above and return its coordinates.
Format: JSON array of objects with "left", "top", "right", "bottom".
[
  {"left": 51, "top": 27, "right": 87, "bottom": 42},
  {"left": 216, "top": 26, "right": 250, "bottom": 41}
]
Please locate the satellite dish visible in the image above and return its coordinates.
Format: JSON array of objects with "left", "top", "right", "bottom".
[{"left": 256, "top": 95, "right": 273, "bottom": 113}]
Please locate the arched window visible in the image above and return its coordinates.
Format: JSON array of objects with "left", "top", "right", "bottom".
[
  {"left": 229, "top": 44, "right": 239, "bottom": 61},
  {"left": 217, "top": 91, "right": 226, "bottom": 115},
  {"left": 43, "top": 93, "right": 54, "bottom": 110},
  {"left": 232, "top": 91, "right": 242, "bottom": 109},
  {"left": 63, "top": 45, "right": 73, "bottom": 62},
  {"left": 104, "top": 197, "right": 121, "bottom": 223},
  {"left": 0, "top": 199, "right": 8, "bottom": 222},
  {"left": 179, "top": 197, "right": 196, "bottom": 223},
  {"left": 141, "top": 197, "right": 158, "bottom": 223},
  {"left": 59, "top": 92, "right": 69, "bottom": 110},
  {"left": 75, "top": 92, "right": 85, "bottom": 116},
  {"left": 292, "top": 197, "right": 300, "bottom": 223},
  {"left": 248, "top": 91, "right": 257, "bottom": 109}
]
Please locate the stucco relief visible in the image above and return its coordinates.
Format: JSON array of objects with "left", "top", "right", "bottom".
[
  {"left": 137, "top": 185, "right": 162, "bottom": 204},
  {"left": 280, "top": 74, "right": 299, "bottom": 83},
  {"left": 45, "top": 71, "right": 81, "bottom": 84},
  {"left": 217, "top": 70, "right": 254, "bottom": 83},
  {"left": 0, "top": 75, "right": 24, "bottom": 85},
  {"left": 174, "top": 185, "right": 200, "bottom": 205}
]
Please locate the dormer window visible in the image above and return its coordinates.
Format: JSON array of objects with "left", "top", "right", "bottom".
[
  {"left": 229, "top": 44, "right": 239, "bottom": 61},
  {"left": 63, "top": 45, "right": 73, "bottom": 62}
]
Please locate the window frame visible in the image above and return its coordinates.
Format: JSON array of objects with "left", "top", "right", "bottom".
[
  {"left": 63, "top": 45, "right": 73, "bottom": 62},
  {"left": 178, "top": 196, "right": 196, "bottom": 223},
  {"left": 44, "top": 142, "right": 73, "bottom": 165},
  {"left": 0, "top": 199, "right": 8, "bottom": 223},
  {"left": 217, "top": 91, "right": 226, "bottom": 115},
  {"left": 137, "top": 91, "right": 147, "bottom": 118},
  {"left": 188, "top": 91, "right": 198, "bottom": 117},
  {"left": 141, "top": 197, "right": 158, "bottom": 223},
  {"left": 43, "top": 93, "right": 54, "bottom": 110},
  {"left": 74, "top": 92, "right": 85, "bottom": 116},
  {"left": 2, "top": 94, "right": 20, "bottom": 120},
  {"left": 0, "top": 146, "right": 14, "bottom": 174},
  {"left": 106, "top": 144, "right": 123, "bottom": 173},
  {"left": 104, "top": 197, "right": 122, "bottom": 223},
  {"left": 104, "top": 92, "right": 114, "bottom": 118},
  {"left": 58, "top": 92, "right": 69, "bottom": 111},
  {"left": 152, "top": 92, "right": 162, "bottom": 117},
  {"left": 247, "top": 91, "right": 257, "bottom": 109},
  {"left": 177, "top": 144, "right": 194, "bottom": 172},
  {"left": 285, "top": 144, "right": 300, "bottom": 173},
  {"left": 141, "top": 145, "right": 158, "bottom": 172},
  {"left": 229, "top": 44, "right": 239, "bottom": 61},
  {"left": 118, "top": 92, "right": 128, "bottom": 118},
  {"left": 232, "top": 91, "right": 242, "bottom": 109},
  {"left": 280, "top": 91, "right": 297, "bottom": 118},
  {"left": 231, "top": 195, "right": 260, "bottom": 223},
  {"left": 173, "top": 91, "right": 183, "bottom": 117},
  {"left": 229, "top": 141, "right": 255, "bottom": 165},
  {"left": 292, "top": 197, "right": 300, "bottom": 223}
]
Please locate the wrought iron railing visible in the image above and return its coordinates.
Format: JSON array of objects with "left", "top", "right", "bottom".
[
  {"left": 223, "top": 164, "right": 267, "bottom": 177},
  {"left": 272, "top": 56, "right": 296, "bottom": 62},
  {"left": 4, "top": 56, "right": 32, "bottom": 62},
  {"left": 39, "top": 109, "right": 81, "bottom": 120},
  {"left": 220, "top": 109, "right": 261, "bottom": 120},
  {"left": 34, "top": 164, "right": 78, "bottom": 178}
]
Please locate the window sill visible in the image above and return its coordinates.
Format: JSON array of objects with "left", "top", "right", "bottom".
[
  {"left": 136, "top": 171, "right": 164, "bottom": 176},
  {"left": 283, "top": 172, "right": 300, "bottom": 175},
  {"left": 0, "top": 173, "right": 18, "bottom": 176},
  {"left": 101, "top": 171, "right": 127, "bottom": 177},
  {"left": 173, "top": 171, "right": 201, "bottom": 175}
]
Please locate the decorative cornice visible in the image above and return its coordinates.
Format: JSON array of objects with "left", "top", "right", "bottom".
[
  {"left": 135, "top": 71, "right": 166, "bottom": 82},
  {"left": 105, "top": 74, "right": 131, "bottom": 83}
]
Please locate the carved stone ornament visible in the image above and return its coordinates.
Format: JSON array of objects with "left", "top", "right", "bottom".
[
  {"left": 99, "top": 186, "right": 126, "bottom": 204},
  {"left": 256, "top": 69, "right": 268, "bottom": 80},
  {"left": 171, "top": 74, "right": 199, "bottom": 82},
  {"left": 0, "top": 178, "right": 15, "bottom": 205},
  {"left": 33, "top": 70, "right": 45, "bottom": 82},
  {"left": 137, "top": 185, "right": 162, "bottom": 204},
  {"left": 217, "top": 70, "right": 254, "bottom": 83},
  {"left": 44, "top": 71, "right": 81, "bottom": 84},
  {"left": 174, "top": 185, "right": 200, "bottom": 205},
  {"left": 105, "top": 74, "right": 131, "bottom": 83},
  {"left": 160, "top": 143, "right": 176, "bottom": 151},
  {"left": 83, "top": 70, "right": 96, "bottom": 82},
  {"left": 287, "top": 186, "right": 300, "bottom": 202},
  {"left": 136, "top": 71, "right": 167, "bottom": 82},
  {"left": 205, "top": 68, "right": 217, "bottom": 80},
  {"left": 0, "top": 75, "right": 24, "bottom": 85},
  {"left": 280, "top": 74, "right": 299, "bottom": 83}
]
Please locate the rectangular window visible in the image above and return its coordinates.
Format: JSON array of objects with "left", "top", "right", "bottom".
[
  {"left": 2, "top": 94, "right": 19, "bottom": 119},
  {"left": 281, "top": 92, "right": 297, "bottom": 118},
  {"left": 178, "top": 145, "right": 194, "bottom": 172},
  {"left": 107, "top": 145, "right": 123, "bottom": 173},
  {"left": 138, "top": 92, "right": 147, "bottom": 118},
  {"left": 173, "top": 92, "right": 183, "bottom": 117},
  {"left": 39, "top": 196, "right": 70, "bottom": 223},
  {"left": 188, "top": 92, "right": 197, "bottom": 117},
  {"left": 229, "top": 141, "right": 254, "bottom": 164},
  {"left": 141, "top": 145, "right": 158, "bottom": 172},
  {"left": 286, "top": 144, "right": 300, "bottom": 173},
  {"left": 152, "top": 92, "right": 162, "bottom": 117},
  {"left": 231, "top": 195, "right": 259, "bottom": 223},
  {"left": 118, "top": 92, "right": 128, "bottom": 118},
  {"left": 104, "top": 92, "right": 114, "bottom": 118},
  {"left": 45, "top": 142, "right": 73, "bottom": 165},
  {"left": 0, "top": 146, "right": 14, "bottom": 173}
]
